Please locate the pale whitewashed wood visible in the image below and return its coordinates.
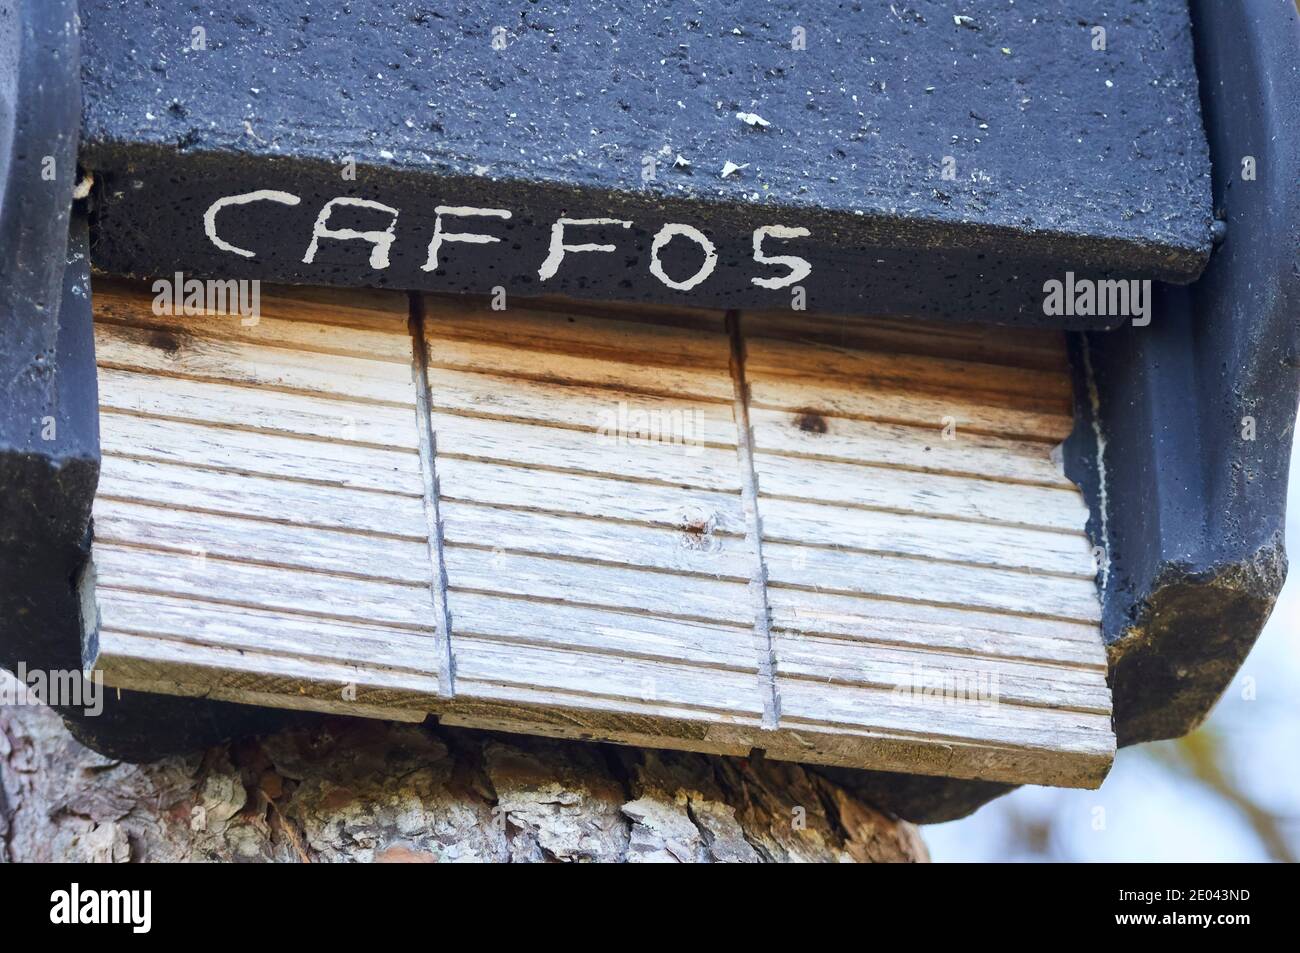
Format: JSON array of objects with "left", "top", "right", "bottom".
[
  {"left": 86, "top": 285, "right": 1114, "bottom": 788},
  {"left": 89, "top": 285, "right": 447, "bottom": 716},
  {"left": 94, "top": 543, "right": 435, "bottom": 631},
  {"left": 93, "top": 498, "right": 431, "bottom": 584},
  {"left": 439, "top": 501, "right": 752, "bottom": 580},
  {"left": 773, "top": 678, "right": 1114, "bottom": 753},
  {"left": 753, "top": 453, "right": 1089, "bottom": 533},
  {"left": 98, "top": 368, "right": 421, "bottom": 450},
  {"left": 423, "top": 299, "right": 778, "bottom": 756},
  {"left": 435, "top": 455, "right": 748, "bottom": 535},
  {"left": 443, "top": 546, "right": 755, "bottom": 626},
  {"left": 762, "top": 542, "right": 1101, "bottom": 622},
  {"left": 98, "top": 589, "right": 442, "bottom": 671},
  {"left": 98, "top": 455, "right": 427, "bottom": 538},
  {"left": 767, "top": 587, "right": 1107, "bottom": 665},
  {"left": 743, "top": 309, "right": 1108, "bottom": 786},
  {"left": 96, "top": 588, "right": 441, "bottom": 719},
  {"left": 758, "top": 496, "right": 1096, "bottom": 577},
  {"left": 772, "top": 632, "right": 1111, "bottom": 713},
  {"left": 430, "top": 411, "right": 743, "bottom": 490},
  {"left": 451, "top": 636, "right": 766, "bottom": 717},
  {"left": 447, "top": 591, "right": 759, "bottom": 671},
  {"left": 95, "top": 323, "right": 416, "bottom": 406},
  {"left": 99, "top": 411, "right": 422, "bottom": 492},
  {"left": 747, "top": 406, "right": 1074, "bottom": 488}
]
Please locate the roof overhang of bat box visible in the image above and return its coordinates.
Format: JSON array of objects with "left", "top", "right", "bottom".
[{"left": 1, "top": 0, "right": 1296, "bottom": 821}]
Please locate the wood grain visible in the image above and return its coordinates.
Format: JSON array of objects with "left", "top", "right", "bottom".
[
  {"left": 89, "top": 285, "right": 445, "bottom": 720},
  {"left": 85, "top": 285, "right": 1114, "bottom": 788}
]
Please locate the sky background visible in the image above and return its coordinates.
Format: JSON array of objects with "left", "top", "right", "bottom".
[{"left": 927, "top": 412, "right": 1300, "bottom": 862}]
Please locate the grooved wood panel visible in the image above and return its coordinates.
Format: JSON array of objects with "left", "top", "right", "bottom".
[
  {"left": 86, "top": 280, "right": 1115, "bottom": 787},
  {"left": 419, "top": 296, "right": 772, "bottom": 742},
  {"left": 90, "top": 281, "right": 443, "bottom": 719},
  {"left": 739, "top": 310, "right": 1111, "bottom": 781}
]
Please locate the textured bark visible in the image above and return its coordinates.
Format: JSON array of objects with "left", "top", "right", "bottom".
[{"left": 0, "top": 682, "right": 927, "bottom": 863}]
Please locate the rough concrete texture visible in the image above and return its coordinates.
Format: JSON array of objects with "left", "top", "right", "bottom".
[
  {"left": 78, "top": 0, "right": 1213, "bottom": 268},
  {"left": 0, "top": 676, "right": 927, "bottom": 862},
  {"left": 77, "top": 0, "right": 1213, "bottom": 321}
]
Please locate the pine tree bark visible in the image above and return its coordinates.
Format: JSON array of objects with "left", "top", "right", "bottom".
[{"left": 0, "top": 685, "right": 927, "bottom": 863}]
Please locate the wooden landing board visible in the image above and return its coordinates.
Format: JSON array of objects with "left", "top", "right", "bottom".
[{"left": 86, "top": 280, "right": 1114, "bottom": 788}]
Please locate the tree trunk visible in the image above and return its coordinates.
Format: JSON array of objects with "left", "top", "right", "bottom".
[{"left": 0, "top": 681, "right": 927, "bottom": 863}]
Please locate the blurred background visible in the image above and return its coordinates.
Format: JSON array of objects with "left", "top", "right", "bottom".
[{"left": 928, "top": 411, "right": 1300, "bottom": 862}]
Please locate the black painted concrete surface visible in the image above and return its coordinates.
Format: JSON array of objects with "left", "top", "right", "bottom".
[{"left": 78, "top": 0, "right": 1214, "bottom": 324}]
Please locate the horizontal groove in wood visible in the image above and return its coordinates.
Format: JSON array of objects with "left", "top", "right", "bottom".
[
  {"left": 764, "top": 541, "right": 1102, "bottom": 623},
  {"left": 429, "top": 410, "right": 743, "bottom": 491},
  {"left": 767, "top": 585, "right": 1105, "bottom": 647},
  {"left": 98, "top": 456, "right": 427, "bottom": 535},
  {"left": 97, "top": 589, "right": 442, "bottom": 675},
  {"left": 95, "top": 323, "right": 418, "bottom": 407},
  {"left": 758, "top": 496, "right": 1096, "bottom": 578},
  {"left": 773, "top": 632, "right": 1110, "bottom": 713},
  {"left": 98, "top": 367, "right": 422, "bottom": 451},
  {"left": 747, "top": 375, "right": 1072, "bottom": 444},
  {"left": 94, "top": 543, "right": 437, "bottom": 631},
  {"left": 747, "top": 406, "right": 1073, "bottom": 488},
  {"left": 93, "top": 289, "right": 413, "bottom": 364},
  {"left": 440, "top": 500, "right": 752, "bottom": 580},
  {"left": 443, "top": 545, "right": 755, "bottom": 627},
  {"left": 425, "top": 335, "right": 734, "bottom": 402},
  {"left": 447, "top": 590, "right": 758, "bottom": 671},
  {"left": 449, "top": 678, "right": 765, "bottom": 730},
  {"left": 753, "top": 453, "right": 1088, "bottom": 533},
  {"left": 452, "top": 637, "right": 766, "bottom": 717},
  {"left": 743, "top": 336, "right": 1073, "bottom": 409},
  {"left": 94, "top": 498, "right": 431, "bottom": 585},
  {"left": 775, "top": 679, "right": 1115, "bottom": 754},
  {"left": 425, "top": 365, "right": 739, "bottom": 445},
  {"left": 94, "top": 277, "right": 410, "bottom": 331},
  {"left": 100, "top": 410, "right": 422, "bottom": 493},
  {"left": 435, "top": 455, "right": 747, "bottom": 535},
  {"left": 741, "top": 311, "right": 1069, "bottom": 371},
  {"left": 95, "top": 631, "right": 438, "bottom": 715},
  {"left": 515, "top": 293, "right": 732, "bottom": 331},
  {"left": 421, "top": 296, "right": 731, "bottom": 367}
]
